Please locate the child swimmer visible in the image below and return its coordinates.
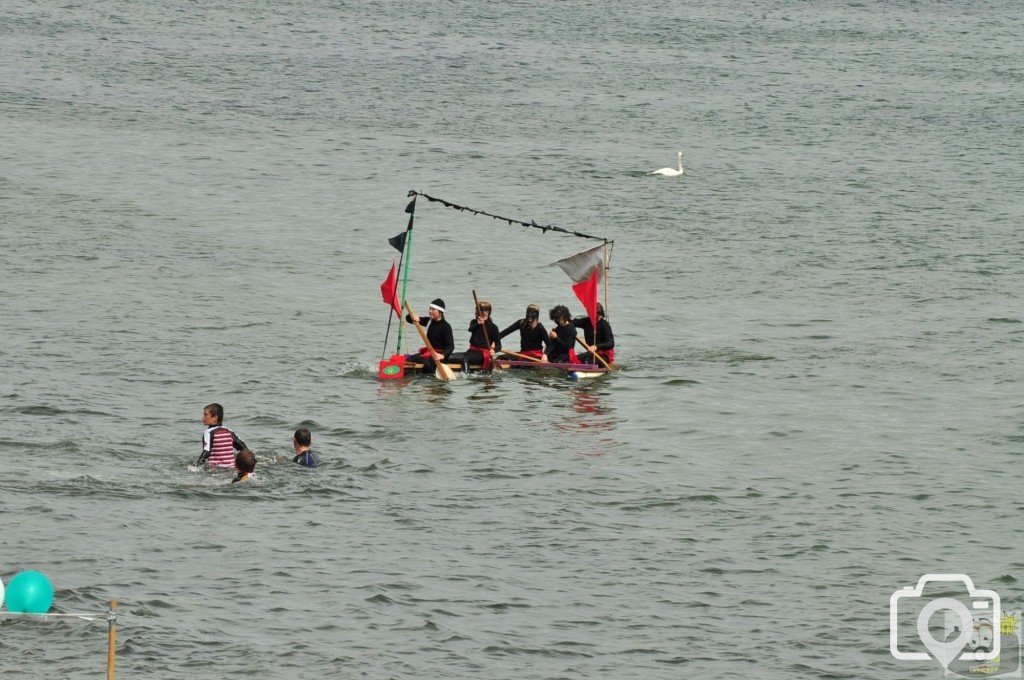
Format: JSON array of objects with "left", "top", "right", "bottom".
[{"left": 231, "top": 449, "right": 257, "bottom": 484}]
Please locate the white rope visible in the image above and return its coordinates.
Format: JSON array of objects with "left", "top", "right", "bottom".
[{"left": 0, "top": 612, "right": 103, "bottom": 622}]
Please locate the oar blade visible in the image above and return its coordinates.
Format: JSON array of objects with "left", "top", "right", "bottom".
[{"left": 436, "top": 361, "right": 455, "bottom": 381}]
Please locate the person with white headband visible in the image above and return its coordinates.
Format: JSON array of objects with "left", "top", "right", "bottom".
[{"left": 404, "top": 298, "right": 455, "bottom": 373}]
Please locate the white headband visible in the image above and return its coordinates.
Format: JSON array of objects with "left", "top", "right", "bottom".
[{"left": 429, "top": 303, "right": 446, "bottom": 313}]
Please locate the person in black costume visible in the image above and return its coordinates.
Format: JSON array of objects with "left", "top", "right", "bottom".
[
  {"left": 404, "top": 298, "right": 455, "bottom": 373},
  {"left": 449, "top": 300, "right": 501, "bottom": 371},
  {"left": 572, "top": 303, "right": 615, "bottom": 365},
  {"left": 546, "top": 304, "right": 578, "bottom": 364},
  {"left": 498, "top": 304, "right": 548, "bottom": 361}
]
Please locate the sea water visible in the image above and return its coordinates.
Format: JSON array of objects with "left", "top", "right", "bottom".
[{"left": 1, "top": 1, "right": 1022, "bottom": 677}]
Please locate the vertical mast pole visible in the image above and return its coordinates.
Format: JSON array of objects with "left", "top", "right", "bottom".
[
  {"left": 602, "top": 241, "right": 611, "bottom": 317},
  {"left": 396, "top": 197, "right": 416, "bottom": 354}
]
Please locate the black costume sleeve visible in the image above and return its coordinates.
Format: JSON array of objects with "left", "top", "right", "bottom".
[
  {"left": 232, "top": 432, "right": 247, "bottom": 451},
  {"left": 442, "top": 325, "right": 454, "bottom": 358},
  {"left": 499, "top": 319, "right": 522, "bottom": 339},
  {"left": 571, "top": 317, "right": 592, "bottom": 345},
  {"left": 487, "top": 320, "right": 501, "bottom": 351},
  {"left": 596, "top": 319, "right": 614, "bottom": 351},
  {"left": 547, "top": 324, "right": 576, "bottom": 355}
]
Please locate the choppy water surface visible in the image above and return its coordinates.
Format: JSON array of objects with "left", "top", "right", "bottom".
[{"left": 2, "top": 1, "right": 1022, "bottom": 678}]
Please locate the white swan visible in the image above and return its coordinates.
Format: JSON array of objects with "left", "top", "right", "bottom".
[{"left": 650, "top": 151, "right": 684, "bottom": 176}]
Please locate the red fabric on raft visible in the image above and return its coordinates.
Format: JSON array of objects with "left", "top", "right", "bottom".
[{"left": 378, "top": 354, "right": 405, "bottom": 380}]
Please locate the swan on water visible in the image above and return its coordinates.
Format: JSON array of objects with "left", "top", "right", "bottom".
[{"left": 650, "top": 151, "right": 684, "bottom": 176}]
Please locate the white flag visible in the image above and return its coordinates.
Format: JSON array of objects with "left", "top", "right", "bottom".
[{"left": 551, "top": 244, "right": 604, "bottom": 283}]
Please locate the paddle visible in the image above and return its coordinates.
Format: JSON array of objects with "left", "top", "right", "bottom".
[
  {"left": 403, "top": 301, "right": 455, "bottom": 381},
  {"left": 575, "top": 335, "right": 615, "bottom": 372},
  {"left": 500, "top": 349, "right": 545, "bottom": 363},
  {"left": 472, "top": 290, "right": 503, "bottom": 372}
]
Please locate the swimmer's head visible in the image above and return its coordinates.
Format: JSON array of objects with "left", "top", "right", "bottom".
[
  {"left": 235, "top": 449, "right": 256, "bottom": 474},
  {"left": 204, "top": 403, "right": 223, "bottom": 425}
]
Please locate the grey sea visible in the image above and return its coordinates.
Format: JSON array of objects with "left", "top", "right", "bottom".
[{"left": 2, "top": 1, "right": 1022, "bottom": 678}]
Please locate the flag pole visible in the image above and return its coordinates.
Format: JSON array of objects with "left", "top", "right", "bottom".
[
  {"left": 603, "top": 240, "right": 611, "bottom": 318},
  {"left": 397, "top": 197, "right": 416, "bottom": 354},
  {"left": 381, "top": 257, "right": 398, "bottom": 361},
  {"left": 380, "top": 198, "right": 416, "bottom": 361}
]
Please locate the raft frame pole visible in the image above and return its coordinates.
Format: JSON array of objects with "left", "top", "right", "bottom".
[{"left": 0, "top": 599, "right": 118, "bottom": 678}]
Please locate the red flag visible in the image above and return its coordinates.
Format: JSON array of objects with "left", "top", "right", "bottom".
[
  {"left": 571, "top": 266, "right": 600, "bottom": 333},
  {"left": 380, "top": 260, "right": 401, "bottom": 317}
]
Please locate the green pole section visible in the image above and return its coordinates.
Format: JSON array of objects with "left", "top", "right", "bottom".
[{"left": 396, "top": 229, "right": 413, "bottom": 354}]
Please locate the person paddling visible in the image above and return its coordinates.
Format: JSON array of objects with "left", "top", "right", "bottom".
[
  {"left": 450, "top": 299, "right": 501, "bottom": 371},
  {"left": 546, "top": 305, "right": 579, "bottom": 364},
  {"left": 572, "top": 303, "right": 615, "bottom": 366},
  {"left": 498, "top": 304, "right": 548, "bottom": 362},
  {"left": 403, "top": 298, "right": 455, "bottom": 374}
]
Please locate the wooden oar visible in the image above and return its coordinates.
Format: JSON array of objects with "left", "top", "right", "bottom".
[
  {"left": 403, "top": 301, "right": 455, "bottom": 381},
  {"left": 472, "top": 290, "right": 503, "bottom": 371},
  {"left": 500, "top": 350, "right": 544, "bottom": 363},
  {"left": 576, "top": 335, "right": 615, "bottom": 372}
]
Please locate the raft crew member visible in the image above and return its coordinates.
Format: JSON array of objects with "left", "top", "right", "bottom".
[
  {"left": 498, "top": 304, "right": 548, "bottom": 362},
  {"left": 546, "top": 305, "right": 579, "bottom": 364},
  {"left": 231, "top": 449, "right": 257, "bottom": 483},
  {"left": 197, "top": 403, "right": 248, "bottom": 468},
  {"left": 292, "top": 427, "right": 318, "bottom": 468},
  {"left": 404, "top": 298, "right": 455, "bottom": 374},
  {"left": 450, "top": 300, "right": 501, "bottom": 371},
  {"left": 572, "top": 303, "right": 615, "bottom": 365}
]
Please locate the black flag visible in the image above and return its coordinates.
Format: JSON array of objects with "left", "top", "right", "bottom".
[{"left": 388, "top": 231, "right": 407, "bottom": 253}]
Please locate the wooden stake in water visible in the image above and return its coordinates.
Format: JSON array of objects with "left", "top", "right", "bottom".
[{"left": 107, "top": 600, "right": 118, "bottom": 680}]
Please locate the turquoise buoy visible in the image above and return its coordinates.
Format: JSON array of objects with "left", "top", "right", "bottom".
[{"left": 5, "top": 571, "right": 54, "bottom": 613}]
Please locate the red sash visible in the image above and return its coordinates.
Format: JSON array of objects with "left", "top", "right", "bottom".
[
  {"left": 417, "top": 346, "right": 431, "bottom": 359},
  {"left": 469, "top": 345, "right": 492, "bottom": 371},
  {"left": 598, "top": 349, "right": 615, "bottom": 364},
  {"left": 568, "top": 348, "right": 580, "bottom": 365},
  {"left": 519, "top": 349, "right": 544, "bottom": 359}
]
